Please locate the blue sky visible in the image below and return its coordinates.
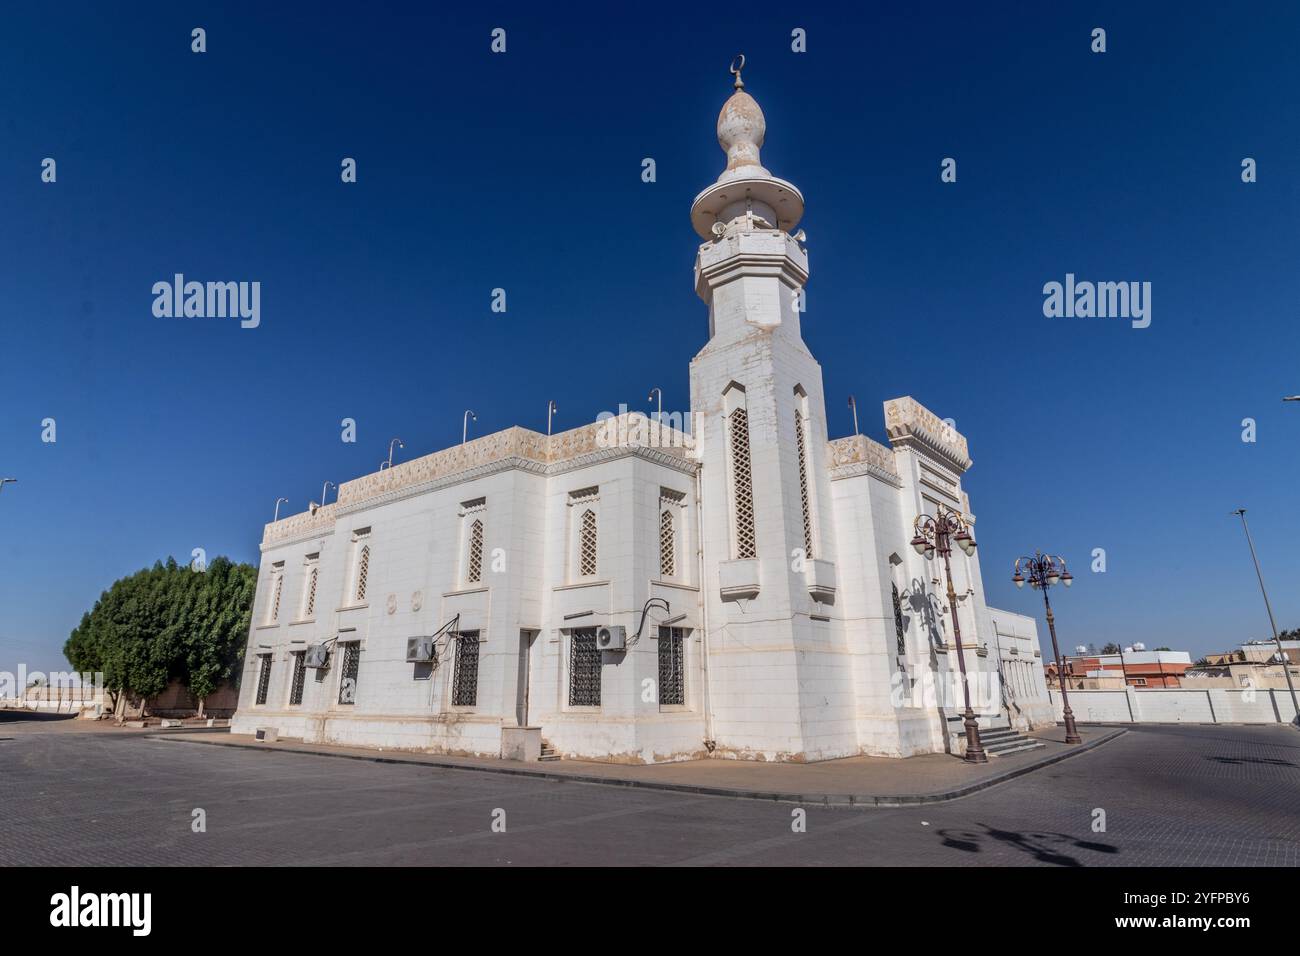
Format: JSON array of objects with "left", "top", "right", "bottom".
[{"left": 1, "top": 1, "right": 1297, "bottom": 671}]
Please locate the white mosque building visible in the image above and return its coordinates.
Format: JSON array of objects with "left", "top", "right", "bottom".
[{"left": 231, "top": 66, "right": 1054, "bottom": 763}]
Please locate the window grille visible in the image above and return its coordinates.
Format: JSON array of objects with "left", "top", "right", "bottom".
[
  {"left": 289, "top": 651, "right": 306, "bottom": 705},
  {"left": 893, "top": 583, "right": 906, "bottom": 654},
  {"left": 255, "top": 654, "right": 272, "bottom": 705},
  {"left": 467, "top": 520, "right": 484, "bottom": 584},
  {"left": 659, "top": 510, "right": 675, "bottom": 577},
  {"left": 304, "top": 566, "right": 318, "bottom": 618},
  {"left": 657, "top": 627, "right": 686, "bottom": 706},
  {"left": 795, "top": 411, "right": 814, "bottom": 558},
  {"left": 729, "top": 407, "right": 756, "bottom": 558},
  {"left": 452, "top": 631, "right": 480, "bottom": 706},
  {"left": 338, "top": 642, "right": 360, "bottom": 704},
  {"left": 568, "top": 629, "right": 601, "bottom": 706},
  {"left": 270, "top": 573, "right": 283, "bottom": 623},
  {"left": 578, "top": 509, "right": 597, "bottom": 577},
  {"left": 355, "top": 545, "right": 370, "bottom": 602}
]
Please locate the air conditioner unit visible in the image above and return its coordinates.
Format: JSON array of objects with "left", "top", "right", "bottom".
[
  {"left": 406, "top": 635, "right": 436, "bottom": 663},
  {"left": 596, "top": 625, "right": 626, "bottom": 651},
  {"left": 304, "top": 644, "right": 330, "bottom": 669}
]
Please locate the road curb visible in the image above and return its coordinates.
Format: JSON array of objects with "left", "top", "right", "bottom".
[{"left": 150, "top": 727, "right": 1127, "bottom": 808}]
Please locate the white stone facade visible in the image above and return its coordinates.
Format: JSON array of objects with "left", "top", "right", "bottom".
[{"left": 231, "top": 72, "right": 1053, "bottom": 763}]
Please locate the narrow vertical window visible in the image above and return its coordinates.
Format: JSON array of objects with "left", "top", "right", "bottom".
[
  {"left": 568, "top": 629, "right": 601, "bottom": 706},
  {"left": 893, "top": 583, "right": 906, "bottom": 655},
  {"left": 301, "top": 554, "right": 319, "bottom": 619},
  {"left": 795, "top": 407, "right": 814, "bottom": 559},
  {"left": 467, "top": 519, "right": 484, "bottom": 584},
  {"left": 659, "top": 510, "right": 676, "bottom": 577},
  {"left": 289, "top": 651, "right": 307, "bottom": 705},
  {"left": 452, "top": 631, "right": 481, "bottom": 706},
  {"left": 255, "top": 654, "right": 272, "bottom": 705},
  {"left": 657, "top": 626, "right": 686, "bottom": 706},
  {"left": 355, "top": 545, "right": 370, "bottom": 602},
  {"left": 267, "top": 563, "right": 284, "bottom": 624},
  {"left": 338, "top": 641, "right": 360, "bottom": 704},
  {"left": 579, "top": 509, "right": 597, "bottom": 577},
  {"left": 729, "top": 407, "right": 756, "bottom": 559}
]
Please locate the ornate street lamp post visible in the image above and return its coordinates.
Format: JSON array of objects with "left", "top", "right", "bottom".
[
  {"left": 911, "top": 505, "right": 987, "bottom": 764},
  {"left": 1013, "top": 552, "right": 1081, "bottom": 743}
]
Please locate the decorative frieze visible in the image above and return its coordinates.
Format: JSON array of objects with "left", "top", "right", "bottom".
[
  {"left": 883, "top": 396, "right": 971, "bottom": 472},
  {"left": 826, "top": 434, "right": 901, "bottom": 484},
  {"left": 263, "top": 416, "right": 696, "bottom": 546}
]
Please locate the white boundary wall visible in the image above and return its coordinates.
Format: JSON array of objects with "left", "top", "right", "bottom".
[{"left": 1049, "top": 687, "right": 1298, "bottom": 725}]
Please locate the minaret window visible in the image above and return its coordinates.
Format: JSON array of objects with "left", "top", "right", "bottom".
[
  {"left": 893, "top": 584, "right": 906, "bottom": 655},
  {"left": 728, "top": 406, "right": 756, "bottom": 559},
  {"left": 794, "top": 405, "right": 813, "bottom": 559}
]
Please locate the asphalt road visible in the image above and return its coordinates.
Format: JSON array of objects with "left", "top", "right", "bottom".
[{"left": 1, "top": 720, "right": 1296, "bottom": 866}]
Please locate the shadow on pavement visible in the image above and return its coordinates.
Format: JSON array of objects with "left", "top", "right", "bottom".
[{"left": 937, "top": 823, "right": 1119, "bottom": 866}]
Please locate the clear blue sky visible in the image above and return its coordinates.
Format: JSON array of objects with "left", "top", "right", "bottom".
[{"left": 2, "top": 1, "right": 1297, "bottom": 672}]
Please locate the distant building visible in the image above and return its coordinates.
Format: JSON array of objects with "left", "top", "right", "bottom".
[
  {"left": 1183, "top": 640, "right": 1300, "bottom": 690},
  {"left": 1046, "top": 650, "right": 1192, "bottom": 689}
]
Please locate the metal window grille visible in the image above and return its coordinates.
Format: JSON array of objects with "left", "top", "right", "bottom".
[
  {"left": 729, "top": 407, "right": 756, "bottom": 558},
  {"left": 289, "top": 651, "right": 307, "bottom": 705},
  {"left": 304, "top": 566, "right": 318, "bottom": 618},
  {"left": 255, "top": 654, "right": 272, "bottom": 705},
  {"left": 355, "top": 545, "right": 370, "bottom": 602},
  {"left": 338, "top": 641, "right": 360, "bottom": 704},
  {"left": 659, "top": 509, "right": 675, "bottom": 577},
  {"left": 892, "top": 584, "right": 906, "bottom": 654},
  {"left": 657, "top": 627, "right": 686, "bottom": 706},
  {"left": 270, "top": 573, "right": 283, "bottom": 623},
  {"left": 795, "top": 411, "right": 814, "bottom": 558},
  {"left": 568, "top": 629, "right": 601, "bottom": 707},
  {"left": 452, "top": 631, "right": 480, "bottom": 706},
  {"left": 578, "top": 509, "right": 597, "bottom": 577},
  {"left": 467, "top": 520, "right": 483, "bottom": 584}
]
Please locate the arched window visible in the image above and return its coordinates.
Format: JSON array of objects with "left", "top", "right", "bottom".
[
  {"left": 467, "top": 519, "right": 484, "bottom": 583},
  {"left": 892, "top": 583, "right": 906, "bottom": 654},
  {"left": 729, "top": 406, "right": 756, "bottom": 559},
  {"left": 579, "top": 509, "right": 597, "bottom": 577},
  {"left": 304, "top": 566, "right": 318, "bottom": 618},
  {"left": 659, "top": 509, "right": 676, "bottom": 577},
  {"left": 794, "top": 406, "right": 813, "bottom": 559},
  {"left": 355, "top": 545, "right": 370, "bottom": 602}
]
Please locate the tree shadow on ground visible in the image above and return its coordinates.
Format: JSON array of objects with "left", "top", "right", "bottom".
[
  {"left": 0, "top": 710, "right": 78, "bottom": 724},
  {"left": 936, "top": 823, "right": 1119, "bottom": 866}
]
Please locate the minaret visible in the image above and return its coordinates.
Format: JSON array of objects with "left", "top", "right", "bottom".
[{"left": 689, "top": 59, "right": 857, "bottom": 761}]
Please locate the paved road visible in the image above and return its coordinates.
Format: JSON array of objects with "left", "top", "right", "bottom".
[{"left": 1, "top": 721, "right": 1296, "bottom": 865}]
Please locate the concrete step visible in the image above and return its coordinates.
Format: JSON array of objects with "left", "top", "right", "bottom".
[{"left": 986, "top": 741, "right": 1047, "bottom": 757}]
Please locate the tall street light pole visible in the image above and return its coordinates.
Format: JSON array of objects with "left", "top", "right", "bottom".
[
  {"left": 911, "top": 505, "right": 987, "bottom": 763},
  {"left": 1013, "top": 552, "right": 1081, "bottom": 743},
  {"left": 1232, "top": 509, "right": 1299, "bottom": 723},
  {"left": 463, "top": 410, "right": 477, "bottom": 446}
]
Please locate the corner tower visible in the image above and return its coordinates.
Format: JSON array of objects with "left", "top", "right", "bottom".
[{"left": 690, "top": 60, "right": 858, "bottom": 761}]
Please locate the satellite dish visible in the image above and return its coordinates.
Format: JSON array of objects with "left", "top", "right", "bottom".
[{"left": 1131, "top": 642, "right": 1146, "bottom": 652}]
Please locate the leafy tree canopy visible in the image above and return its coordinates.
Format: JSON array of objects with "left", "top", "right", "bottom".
[{"left": 64, "top": 556, "right": 256, "bottom": 703}]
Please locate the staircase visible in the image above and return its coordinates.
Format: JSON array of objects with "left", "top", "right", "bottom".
[
  {"left": 538, "top": 739, "right": 560, "bottom": 762},
  {"left": 979, "top": 727, "right": 1046, "bottom": 757}
]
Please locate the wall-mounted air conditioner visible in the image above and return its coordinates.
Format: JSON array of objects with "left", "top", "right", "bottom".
[
  {"left": 304, "top": 644, "right": 330, "bottom": 669},
  {"left": 596, "top": 625, "right": 626, "bottom": 651},
  {"left": 406, "top": 636, "right": 436, "bottom": 663}
]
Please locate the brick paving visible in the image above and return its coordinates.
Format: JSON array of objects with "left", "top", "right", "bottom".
[{"left": 1, "top": 722, "right": 1295, "bottom": 866}]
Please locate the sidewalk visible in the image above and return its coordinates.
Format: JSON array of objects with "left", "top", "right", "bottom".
[{"left": 154, "top": 724, "right": 1125, "bottom": 807}]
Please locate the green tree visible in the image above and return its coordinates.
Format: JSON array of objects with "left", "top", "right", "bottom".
[{"left": 64, "top": 557, "right": 255, "bottom": 717}]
